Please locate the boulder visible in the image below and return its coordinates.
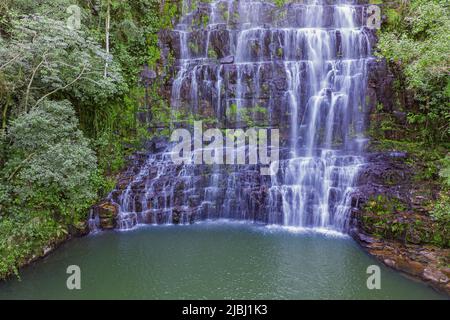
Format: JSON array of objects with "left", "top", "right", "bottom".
[
  {"left": 423, "top": 268, "right": 449, "bottom": 284},
  {"left": 220, "top": 56, "right": 234, "bottom": 64},
  {"left": 96, "top": 201, "right": 119, "bottom": 230}
]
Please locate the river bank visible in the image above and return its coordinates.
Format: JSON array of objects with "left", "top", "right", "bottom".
[{"left": 353, "top": 231, "right": 450, "bottom": 295}]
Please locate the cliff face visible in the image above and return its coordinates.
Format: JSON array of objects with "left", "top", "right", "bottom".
[
  {"left": 156, "top": 0, "right": 385, "bottom": 146},
  {"left": 102, "top": 0, "right": 436, "bottom": 234},
  {"left": 113, "top": 0, "right": 391, "bottom": 231},
  {"left": 349, "top": 56, "right": 450, "bottom": 295},
  {"left": 95, "top": 138, "right": 272, "bottom": 229}
]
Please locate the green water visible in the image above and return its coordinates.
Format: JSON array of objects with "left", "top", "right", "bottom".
[{"left": 0, "top": 221, "right": 445, "bottom": 299}]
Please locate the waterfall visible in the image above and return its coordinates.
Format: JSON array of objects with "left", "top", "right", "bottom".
[
  {"left": 263, "top": 1, "right": 371, "bottom": 231},
  {"left": 106, "top": 0, "right": 373, "bottom": 232}
]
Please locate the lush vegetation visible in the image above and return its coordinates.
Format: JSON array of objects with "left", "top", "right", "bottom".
[
  {"left": 368, "top": 0, "right": 450, "bottom": 247},
  {"left": 0, "top": 0, "right": 179, "bottom": 278},
  {"left": 376, "top": 0, "right": 449, "bottom": 143},
  {"left": 362, "top": 193, "right": 449, "bottom": 247},
  {"left": 0, "top": 0, "right": 448, "bottom": 279}
]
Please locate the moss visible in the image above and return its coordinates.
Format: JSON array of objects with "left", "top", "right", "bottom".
[
  {"left": 361, "top": 194, "right": 449, "bottom": 248},
  {"left": 273, "top": 0, "right": 289, "bottom": 8},
  {"left": 226, "top": 104, "right": 269, "bottom": 128},
  {"left": 276, "top": 47, "right": 283, "bottom": 57},
  {"left": 208, "top": 48, "right": 218, "bottom": 59},
  {"left": 188, "top": 42, "right": 200, "bottom": 55}
]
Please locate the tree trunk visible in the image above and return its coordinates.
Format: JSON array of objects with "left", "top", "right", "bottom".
[{"left": 104, "top": 0, "right": 110, "bottom": 78}]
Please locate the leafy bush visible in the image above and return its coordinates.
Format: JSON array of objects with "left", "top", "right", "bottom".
[
  {"left": 0, "top": 0, "right": 179, "bottom": 279},
  {"left": 431, "top": 192, "right": 450, "bottom": 247},
  {"left": 3, "top": 100, "right": 98, "bottom": 222},
  {"left": 0, "top": 211, "right": 67, "bottom": 279},
  {"left": 439, "top": 154, "right": 450, "bottom": 187},
  {"left": 376, "top": 0, "right": 450, "bottom": 142},
  {"left": 0, "top": 100, "right": 102, "bottom": 278}
]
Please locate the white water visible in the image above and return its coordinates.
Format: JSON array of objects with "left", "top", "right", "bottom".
[{"left": 106, "top": 0, "right": 373, "bottom": 232}]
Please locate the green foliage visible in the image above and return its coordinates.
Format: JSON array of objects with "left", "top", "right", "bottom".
[
  {"left": 0, "top": 211, "right": 68, "bottom": 279},
  {"left": 3, "top": 100, "right": 98, "bottom": 220},
  {"left": 363, "top": 194, "right": 449, "bottom": 247},
  {"left": 90, "top": 0, "right": 179, "bottom": 82},
  {"left": 273, "top": 0, "right": 288, "bottom": 8},
  {"left": 431, "top": 155, "right": 450, "bottom": 244},
  {"left": 376, "top": 0, "right": 450, "bottom": 143},
  {"left": 369, "top": 137, "right": 447, "bottom": 182},
  {"left": 227, "top": 104, "right": 268, "bottom": 127},
  {"left": 0, "top": 0, "right": 181, "bottom": 278},
  {"left": 208, "top": 48, "right": 218, "bottom": 59},
  {"left": 0, "top": 100, "right": 101, "bottom": 278},
  {"left": 188, "top": 42, "right": 199, "bottom": 55},
  {"left": 364, "top": 195, "right": 407, "bottom": 216},
  {"left": 439, "top": 154, "right": 450, "bottom": 187},
  {"left": 432, "top": 193, "right": 450, "bottom": 222},
  {"left": 0, "top": 13, "right": 125, "bottom": 112},
  {"left": 430, "top": 192, "right": 450, "bottom": 247},
  {"left": 276, "top": 47, "right": 283, "bottom": 57}
]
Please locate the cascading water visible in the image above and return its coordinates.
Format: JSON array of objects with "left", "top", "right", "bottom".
[
  {"left": 265, "top": 1, "right": 371, "bottom": 231},
  {"left": 105, "top": 0, "right": 373, "bottom": 232}
]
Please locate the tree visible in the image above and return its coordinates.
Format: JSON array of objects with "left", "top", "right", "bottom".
[
  {"left": 0, "top": 13, "right": 126, "bottom": 128},
  {"left": 104, "top": 0, "right": 111, "bottom": 78},
  {"left": 3, "top": 100, "right": 98, "bottom": 222}
]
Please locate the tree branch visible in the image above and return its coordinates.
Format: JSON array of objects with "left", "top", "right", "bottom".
[
  {"left": 104, "top": 0, "right": 110, "bottom": 78},
  {"left": 24, "top": 52, "right": 48, "bottom": 112},
  {"left": 79, "top": 76, "right": 103, "bottom": 86},
  {"left": 0, "top": 53, "right": 22, "bottom": 71},
  {"left": 7, "top": 151, "right": 37, "bottom": 182},
  {"left": 34, "top": 64, "right": 87, "bottom": 109}
]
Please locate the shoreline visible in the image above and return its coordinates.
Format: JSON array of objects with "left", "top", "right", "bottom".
[{"left": 352, "top": 230, "right": 450, "bottom": 296}]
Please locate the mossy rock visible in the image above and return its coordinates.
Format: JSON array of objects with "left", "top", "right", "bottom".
[{"left": 96, "top": 201, "right": 119, "bottom": 230}]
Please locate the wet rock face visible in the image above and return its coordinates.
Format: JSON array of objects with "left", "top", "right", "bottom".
[
  {"left": 366, "top": 58, "right": 395, "bottom": 114},
  {"left": 94, "top": 0, "right": 380, "bottom": 232},
  {"left": 350, "top": 152, "right": 446, "bottom": 244},
  {"left": 350, "top": 149, "right": 450, "bottom": 295},
  {"left": 163, "top": 0, "right": 377, "bottom": 137},
  {"left": 93, "top": 201, "right": 119, "bottom": 230},
  {"left": 352, "top": 152, "right": 412, "bottom": 206},
  {"left": 101, "top": 137, "right": 275, "bottom": 229},
  {"left": 353, "top": 232, "right": 450, "bottom": 295}
]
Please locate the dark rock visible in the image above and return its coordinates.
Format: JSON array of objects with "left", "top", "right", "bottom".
[
  {"left": 358, "top": 233, "right": 377, "bottom": 244},
  {"left": 393, "top": 111, "right": 407, "bottom": 124},
  {"left": 95, "top": 201, "right": 119, "bottom": 230},
  {"left": 423, "top": 268, "right": 449, "bottom": 284},
  {"left": 367, "top": 59, "right": 395, "bottom": 112},
  {"left": 220, "top": 55, "right": 234, "bottom": 64}
]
